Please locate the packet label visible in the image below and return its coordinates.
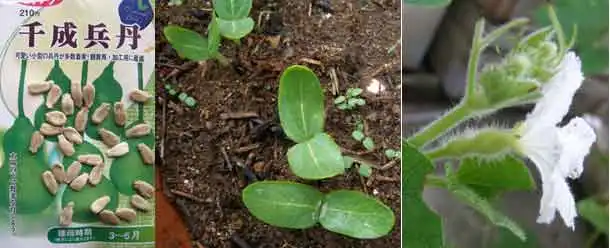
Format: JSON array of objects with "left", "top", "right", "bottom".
[{"left": 0, "top": 0, "right": 155, "bottom": 247}]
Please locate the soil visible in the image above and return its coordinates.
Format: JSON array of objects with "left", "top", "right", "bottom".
[{"left": 155, "top": 0, "right": 401, "bottom": 247}]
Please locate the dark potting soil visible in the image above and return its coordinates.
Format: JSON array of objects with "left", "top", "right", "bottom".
[{"left": 155, "top": 0, "right": 401, "bottom": 247}]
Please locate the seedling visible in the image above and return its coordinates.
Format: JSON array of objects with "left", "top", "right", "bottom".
[
  {"left": 242, "top": 65, "right": 395, "bottom": 239},
  {"left": 351, "top": 118, "right": 375, "bottom": 151},
  {"left": 164, "top": 84, "right": 197, "bottom": 108},
  {"left": 384, "top": 149, "right": 400, "bottom": 160},
  {"left": 163, "top": 0, "right": 254, "bottom": 64},
  {"left": 334, "top": 87, "right": 366, "bottom": 110}
]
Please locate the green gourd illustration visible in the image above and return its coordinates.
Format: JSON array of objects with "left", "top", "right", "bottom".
[
  {"left": 61, "top": 177, "right": 119, "bottom": 223},
  {"left": 110, "top": 63, "right": 154, "bottom": 195},
  {"left": 33, "top": 60, "right": 74, "bottom": 142},
  {"left": 85, "top": 62, "right": 124, "bottom": 140},
  {"left": 0, "top": 60, "right": 54, "bottom": 214}
]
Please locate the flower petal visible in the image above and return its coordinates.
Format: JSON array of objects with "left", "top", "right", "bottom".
[
  {"left": 525, "top": 52, "right": 584, "bottom": 129},
  {"left": 557, "top": 117, "right": 596, "bottom": 179}
]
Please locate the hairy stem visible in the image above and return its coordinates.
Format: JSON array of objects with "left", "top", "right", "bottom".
[{"left": 407, "top": 102, "right": 471, "bottom": 148}]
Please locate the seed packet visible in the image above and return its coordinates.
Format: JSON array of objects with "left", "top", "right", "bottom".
[{"left": 0, "top": 0, "right": 155, "bottom": 247}]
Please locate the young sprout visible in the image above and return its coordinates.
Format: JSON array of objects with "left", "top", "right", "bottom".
[
  {"left": 334, "top": 87, "right": 366, "bottom": 110},
  {"left": 384, "top": 149, "right": 400, "bottom": 160},
  {"left": 358, "top": 163, "right": 373, "bottom": 177},
  {"left": 168, "top": 0, "right": 183, "bottom": 6},
  {"left": 351, "top": 118, "right": 375, "bottom": 151}
]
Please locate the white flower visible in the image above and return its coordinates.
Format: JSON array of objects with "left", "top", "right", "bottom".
[{"left": 517, "top": 52, "right": 596, "bottom": 229}]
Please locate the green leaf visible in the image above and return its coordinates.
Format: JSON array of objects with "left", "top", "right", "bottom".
[
  {"left": 577, "top": 197, "right": 609, "bottom": 235},
  {"left": 278, "top": 65, "right": 325, "bottom": 143},
  {"left": 351, "top": 130, "right": 365, "bottom": 142},
  {"left": 447, "top": 183, "right": 526, "bottom": 241},
  {"left": 242, "top": 181, "right": 324, "bottom": 229},
  {"left": 334, "top": 96, "right": 346, "bottom": 104},
  {"left": 402, "top": 141, "right": 444, "bottom": 247},
  {"left": 213, "top": 0, "right": 252, "bottom": 20},
  {"left": 319, "top": 190, "right": 395, "bottom": 239},
  {"left": 287, "top": 133, "right": 345, "bottom": 180},
  {"left": 164, "top": 25, "right": 211, "bottom": 61},
  {"left": 385, "top": 149, "right": 399, "bottom": 159},
  {"left": 217, "top": 17, "right": 255, "bottom": 40},
  {"left": 208, "top": 15, "right": 222, "bottom": 56},
  {"left": 347, "top": 98, "right": 365, "bottom": 107},
  {"left": 456, "top": 156, "right": 535, "bottom": 198},
  {"left": 346, "top": 88, "right": 363, "bottom": 97},
  {"left": 343, "top": 156, "right": 355, "bottom": 169},
  {"left": 338, "top": 103, "right": 349, "bottom": 110},
  {"left": 358, "top": 164, "right": 372, "bottom": 177},
  {"left": 362, "top": 137, "right": 375, "bottom": 151}
]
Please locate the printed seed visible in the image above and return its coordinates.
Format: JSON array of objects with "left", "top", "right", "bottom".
[
  {"left": 78, "top": 154, "right": 103, "bottom": 166},
  {"left": 46, "top": 84, "right": 62, "bottom": 108},
  {"left": 42, "top": 171, "right": 59, "bottom": 195},
  {"left": 45, "top": 111, "right": 67, "bottom": 126},
  {"left": 83, "top": 83, "right": 95, "bottom": 108},
  {"left": 133, "top": 180, "right": 154, "bottom": 199},
  {"left": 88, "top": 165, "right": 104, "bottom": 186},
  {"left": 65, "top": 161, "right": 82, "bottom": 183},
  {"left": 137, "top": 143, "right": 154, "bottom": 165},
  {"left": 51, "top": 163, "right": 66, "bottom": 183},
  {"left": 114, "top": 102, "right": 126, "bottom": 126},
  {"left": 115, "top": 208, "right": 137, "bottom": 222},
  {"left": 130, "top": 194, "right": 152, "bottom": 212},
  {"left": 63, "top": 127, "right": 83, "bottom": 144},
  {"left": 69, "top": 173, "right": 89, "bottom": 191},
  {"left": 61, "top": 93, "right": 74, "bottom": 115},
  {"left": 58, "top": 134, "right": 75, "bottom": 156},
  {"left": 29, "top": 131, "right": 44, "bottom": 153},
  {"left": 40, "top": 123, "right": 62, "bottom": 136},
  {"left": 74, "top": 108, "right": 89, "bottom": 132},
  {"left": 28, "top": 81, "right": 52, "bottom": 94},
  {"left": 90, "top": 195, "right": 110, "bottom": 214},
  {"left": 59, "top": 202, "right": 74, "bottom": 227},
  {"left": 129, "top": 89, "right": 151, "bottom": 103},
  {"left": 70, "top": 80, "right": 83, "bottom": 107},
  {"left": 126, "top": 123, "right": 151, "bottom": 138},
  {"left": 92, "top": 103, "right": 110, "bottom": 124},
  {"left": 99, "top": 128, "right": 120, "bottom": 147},
  {"left": 99, "top": 210, "right": 120, "bottom": 225},
  {"left": 107, "top": 142, "right": 129, "bottom": 157}
]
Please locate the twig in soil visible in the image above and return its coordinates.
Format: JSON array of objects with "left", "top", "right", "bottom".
[
  {"left": 300, "top": 58, "right": 323, "bottom": 67},
  {"left": 329, "top": 67, "right": 339, "bottom": 96},
  {"left": 256, "top": 11, "right": 272, "bottom": 30},
  {"left": 231, "top": 233, "right": 253, "bottom": 248},
  {"left": 195, "top": 241, "right": 205, "bottom": 248},
  {"left": 369, "top": 59, "right": 400, "bottom": 78},
  {"left": 220, "top": 147, "right": 234, "bottom": 170},
  {"left": 245, "top": 152, "right": 255, "bottom": 167},
  {"left": 220, "top": 112, "right": 259, "bottom": 120},
  {"left": 170, "top": 190, "right": 207, "bottom": 203},
  {"left": 379, "top": 159, "right": 398, "bottom": 170},
  {"left": 163, "top": 61, "right": 198, "bottom": 80},
  {"left": 375, "top": 175, "right": 400, "bottom": 182},
  {"left": 234, "top": 143, "right": 261, "bottom": 153},
  {"left": 359, "top": 175, "right": 369, "bottom": 194},
  {"left": 341, "top": 147, "right": 374, "bottom": 156}
]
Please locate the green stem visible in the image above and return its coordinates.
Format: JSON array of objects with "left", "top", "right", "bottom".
[
  {"left": 407, "top": 102, "right": 471, "bottom": 148},
  {"left": 137, "top": 62, "right": 144, "bottom": 122},
  {"left": 18, "top": 59, "right": 27, "bottom": 117},
  {"left": 81, "top": 60, "right": 88, "bottom": 86},
  {"left": 465, "top": 20, "right": 485, "bottom": 100},
  {"left": 425, "top": 175, "right": 449, "bottom": 188}
]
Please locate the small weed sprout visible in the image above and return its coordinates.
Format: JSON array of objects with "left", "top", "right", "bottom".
[
  {"left": 334, "top": 88, "right": 366, "bottom": 110},
  {"left": 351, "top": 118, "right": 375, "bottom": 151}
]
